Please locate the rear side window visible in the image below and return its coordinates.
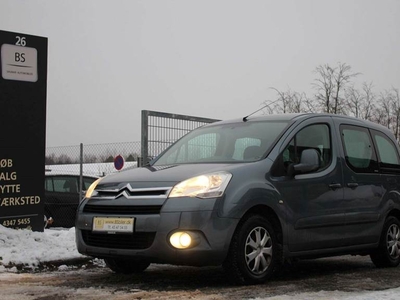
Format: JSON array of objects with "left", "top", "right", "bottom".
[
  {"left": 340, "top": 125, "right": 378, "bottom": 173},
  {"left": 45, "top": 176, "right": 78, "bottom": 193},
  {"left": 45, "top": 177, "right": 54, "bottom": 192},
  {"left": 371, "top": 130, "right": 400, "bottom": 173}
]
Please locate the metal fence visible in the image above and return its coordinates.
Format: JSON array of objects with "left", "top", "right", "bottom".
[
  {"left": 46, "top": 111, "right": 219, "bottom": 174},
  {"left": 45, "top": 141, "right": 141, "bottom": 175},
  {"left": 141, "top": 110, "right": 220, "bottom": 165}
]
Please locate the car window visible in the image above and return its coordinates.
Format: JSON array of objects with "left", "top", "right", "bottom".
[
  {"left": 340, "top": 125, "right": 378, "bottom": 173},
  {"left": 50, "top": 177, "right": 78, "bottom": 193},
  {"left": 272, "top": 123, "right": 331, "bottom": 176},
  {"left": 46, "top": 175, "right": 97, "bottom": 193},
  {"left": 371, "top": 129, "right": 400, "bottom": 173},
  {"left": 45, "top": 177, "right": 54, "bottom": 192},
  {"left": 170, "top": 133, "right": 218, "bottom": 164},
  {"left": 233, "top": 138, "right": 262, "bottom": 160},
  {"left": 154, "top": 121, "right": 288, "bottom": 165}
]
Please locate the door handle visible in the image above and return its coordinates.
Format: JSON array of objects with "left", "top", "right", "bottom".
[
  {"left": 329, "top": 183, "right": 342, "bottom": 190},
  {"left": 347, "top": 182, "right": 359, "bottom": 188}
]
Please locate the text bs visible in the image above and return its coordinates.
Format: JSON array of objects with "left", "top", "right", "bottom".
[{"left": 15, "top": 52, "right": 25, "bottom": 63}]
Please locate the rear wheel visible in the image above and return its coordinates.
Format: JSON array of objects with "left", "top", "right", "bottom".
[
  {"left": 223, "top": 215, "right": 282, "bottom": 284},
  {"left": 370, "top": 216, "right": 400, "bottom": 268},
  {"left": 104, "top": 258, "right": 150, "bottom": 274}
]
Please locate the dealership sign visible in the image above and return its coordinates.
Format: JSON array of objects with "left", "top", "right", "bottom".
[{"left": 0, "top": 30, "right": 47, "bottom": 231}]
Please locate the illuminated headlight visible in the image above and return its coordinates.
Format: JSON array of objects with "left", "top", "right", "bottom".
[
  {"left": 168, "top": 172, "right": 232, "bottom": 199},
  {"left": 85, "top": 178, "right": 102, "bottom": 199},
  {"left": 169, "top": 231, "right": 200, "bottom": 249}
]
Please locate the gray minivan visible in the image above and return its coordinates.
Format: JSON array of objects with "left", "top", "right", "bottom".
[{"left": 76, "top": 113, "right": 400, "bottom": 284}]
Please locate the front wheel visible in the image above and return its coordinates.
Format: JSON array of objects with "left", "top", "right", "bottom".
[
  {"left": 370, "top": 216, "right": 400, "bottom": 268},
  {"left": 223, "top": 215, "right": 282, "bottom": 284},
  {"left": 104, "top": 258, "right": 150, "bottom": 274}
]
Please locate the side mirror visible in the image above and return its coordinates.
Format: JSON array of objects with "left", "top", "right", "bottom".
[{"left": 288, "top": 149, "right": 321, "bottom": 177}]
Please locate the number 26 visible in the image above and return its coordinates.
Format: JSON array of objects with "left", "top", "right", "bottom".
[{"left": 16, "top": 36, "right": 26, "bottom": 47}]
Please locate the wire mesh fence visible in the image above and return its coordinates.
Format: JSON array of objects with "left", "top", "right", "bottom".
[
  {"left": 141, "top": 110, "right": 220, "bottom": 165},
  {"left": 45, "top": 141, "right": 141, "bottom": 176}
]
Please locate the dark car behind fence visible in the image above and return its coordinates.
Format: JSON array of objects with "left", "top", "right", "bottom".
[{"left": 45, "top": 142, "right": 141, "bottom": 228}]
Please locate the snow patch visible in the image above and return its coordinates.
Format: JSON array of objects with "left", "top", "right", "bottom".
[{"left": 0, "top": 225, "right": 85, "bottom": 270}]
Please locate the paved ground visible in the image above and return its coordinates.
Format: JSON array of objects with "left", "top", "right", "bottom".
[{"left": 1, "top": 255, "right": 400, "bottom": 299}]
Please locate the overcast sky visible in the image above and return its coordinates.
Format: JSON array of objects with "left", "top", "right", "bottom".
[{"left": 1, "top": 0, "right": 399, "bottom": 147}]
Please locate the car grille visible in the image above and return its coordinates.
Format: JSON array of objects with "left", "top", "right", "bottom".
[
  {"left": 95, "top": 185, "right": 171, "bottom": 200},
  {"left": 98, "top": 189, "right": 168, "bottom": 197},
  {"left": 82, "top": 230, "right": 156, "bottom": 250},
  {"left": 83, "top": 204, "right": 162, "bottom": 215}
]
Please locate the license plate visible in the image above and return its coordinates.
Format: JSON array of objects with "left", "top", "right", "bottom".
[{"left": 92, "top": 217, "right": 134, "bottom": 233}]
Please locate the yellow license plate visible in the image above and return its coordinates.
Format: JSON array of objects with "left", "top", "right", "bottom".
[{"left": 92, "top": 217, "right": 134, "bottom": 233}]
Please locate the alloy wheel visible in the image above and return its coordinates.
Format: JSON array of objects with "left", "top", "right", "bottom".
[
  {"left": 244, "top": 226, "right": 273, "bottom": 275},
  {"left": 387, "top": 224, "right": 400, "bottom": 259}
]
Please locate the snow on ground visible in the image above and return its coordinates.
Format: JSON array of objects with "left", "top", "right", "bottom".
[
  {"left": 254, "top": 288, "right": 400, "bottom": 300},
  {"left": 1, "top": 225, "right": 400, "bottom": 299},
  {"left": 0, "top": 225, "right": 85, "bottom": 272},
  {"left": 252, "top": 288, "right": 400, "bottom": 300}
]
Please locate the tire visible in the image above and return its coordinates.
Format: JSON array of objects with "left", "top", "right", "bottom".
[
  {"left": 104, "top": 258, "right": 150, "bottom": 274},
  {"left": 370, "top": 216, "right": 400, "bottom": 268},
  {"left": 223, "top": 215, "right": 282, "bottom": 285}
]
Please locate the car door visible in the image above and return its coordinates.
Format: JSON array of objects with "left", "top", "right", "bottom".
[
  {"left": 271, "top": 116, "right": 346, "bottom": 252},
  {"left": 337, "top": 122, "right": 384, "bottom": 247},
  {"left": 45, "top": 175, "right": 79, "bottom": 227}
]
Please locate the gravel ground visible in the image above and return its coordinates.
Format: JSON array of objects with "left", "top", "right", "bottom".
[{"left": 1, "top": 255, "right": 400, "bottom": 300}]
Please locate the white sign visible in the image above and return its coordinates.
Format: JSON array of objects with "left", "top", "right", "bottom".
[
  {"left": 92, "top": 217, "right": 135, "bottom": 233},
  {"left": 1, "top": 44, "right": 38, "bottom": 82}
]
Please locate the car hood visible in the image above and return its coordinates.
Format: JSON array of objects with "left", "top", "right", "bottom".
[{"left": 97, "top": 163, "right": 237, "bottom": 189}]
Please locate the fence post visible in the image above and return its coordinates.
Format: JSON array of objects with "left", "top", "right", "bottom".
[
  {"left": 79, "top": 143, "right": 83, "bottom": 198},
  {"left": 141, "top": 110, "right": 149, "bottom": 166}
]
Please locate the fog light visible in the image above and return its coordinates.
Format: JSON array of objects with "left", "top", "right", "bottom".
[{"left": 170, "top": 232, "right": 192, "bottom": 249}]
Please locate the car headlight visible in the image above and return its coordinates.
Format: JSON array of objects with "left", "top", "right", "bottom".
[
  {"left": 85, "top": 178, "right": 102, "bottom": 199},
  {"left": 168, "top": 172, "right": 232, "bottom": 199}
]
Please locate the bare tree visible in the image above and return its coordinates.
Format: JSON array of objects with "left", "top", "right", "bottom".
[
  {"left": 383, "top": 90, "right": 393, "bottom": 129},
  {"left": 390, "top": 87, "right": 400, "bottom": 140},
  {"left": 332, "top": 63, "right": 359, "bottom": 114},
  {"left": 345, "top": 86, "right": 362, "bottom": 118},
  {"left": 313, "top": 62, "right": 359, "bottom": 114},
  {"left": 361, "top": 82, "right": 375, "bottom": 121},
  {"left": 257, "top": 63, "right": 400, "bottom": 144},
  {"left": 345, "top": 82, "right": 376, "bottom": 120},
  {"left": 264, "top": 88, "right": 313, "bottom": 114},
  {"left": 45, "top": 153, "right": 57, "bottom": 165},
  {"left": 313, "top": 64, "right": 335, "bottom": 113},
  {"left": 57, "top": 154, "right": 74, "bottom": 164},
  {"left": 84, "top": 154, "right": 98, "bottom": 163}
]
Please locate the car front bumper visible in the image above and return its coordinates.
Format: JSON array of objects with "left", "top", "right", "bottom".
[{"left": 75, "top": 197, "right": 238, "bottom": 266}]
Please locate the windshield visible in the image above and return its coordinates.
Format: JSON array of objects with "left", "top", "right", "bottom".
[{"left": 153, "top": 120, "right": 289, "bottom": 166}]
